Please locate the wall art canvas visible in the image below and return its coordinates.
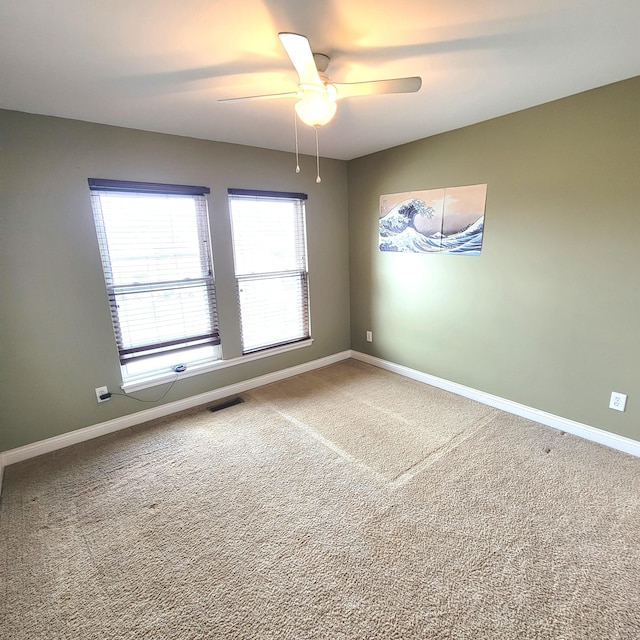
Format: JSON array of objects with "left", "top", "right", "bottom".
[{"left": 379, "top": 184, "right": 487, "bottom": 254}]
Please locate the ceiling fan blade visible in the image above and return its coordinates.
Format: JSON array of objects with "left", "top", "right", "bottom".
[
  {"left": 219, "top": 91, "right": 298, "bottom": 103},
  {"left": 334, "top": 76, "right": 422, "bottom": 99},
  {"left": 278, "top": 32, "right": 323, "bottom": 88}
]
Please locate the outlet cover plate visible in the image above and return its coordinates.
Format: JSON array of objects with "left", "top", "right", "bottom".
[
  {"left": 95, "top": 386, "right": 110, "bottom": 403},
  {"left": 609, "top": 391, "right": 627, "bottom": 412}
]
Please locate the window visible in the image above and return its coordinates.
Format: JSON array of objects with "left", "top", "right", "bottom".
[
  {"left": 89, "top": 179, "right": 221, "bottom": 382},
  {"left": 228, "top": 189, "right": 310, "bottom": 353}
]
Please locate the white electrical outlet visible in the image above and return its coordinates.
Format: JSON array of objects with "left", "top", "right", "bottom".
[
  {"left": 366, "top": 331, "right": 373, "bottom": 342},
  {"left": 609, "top": 391, "right": 627, "bottom": 412},
  {"left": 95, "top": 386, "right": 110, "bottom": 403}
]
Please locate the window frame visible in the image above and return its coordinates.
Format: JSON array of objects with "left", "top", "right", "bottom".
[
  {"left": 228, "top": 188, "right": 311, "bottom": 355},
  {"left": 89, "top": 178, "right": 222, "bottom": 383}
]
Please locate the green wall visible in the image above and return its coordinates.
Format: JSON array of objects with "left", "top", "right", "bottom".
[
  {"left": 348, "top": 76, "right": 640, "bottom": 442},
  {"left": 2, "top": 76, "right": 639, "bottom": 453},
  {"left": 0, "top": 111, "right": 350, "bottom": 451}
]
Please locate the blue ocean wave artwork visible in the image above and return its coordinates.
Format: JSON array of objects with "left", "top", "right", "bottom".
[{"left": 379, "top": 196, "right": 485, "bottom": 255}]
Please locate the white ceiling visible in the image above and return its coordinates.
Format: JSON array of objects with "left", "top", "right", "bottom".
[{"left": 1, "top": 0, "right": 639, "bottom": 160}]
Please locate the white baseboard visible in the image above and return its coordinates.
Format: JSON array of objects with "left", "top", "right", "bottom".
[
  {"left": 351, "top": 351, "right": 640, "bottom": 458},
  {"left": 3, "top": 349, "right": 638, "bottom": 469},
  {"left": 0, "top": 350, "right": 352, "bottom": 468}
]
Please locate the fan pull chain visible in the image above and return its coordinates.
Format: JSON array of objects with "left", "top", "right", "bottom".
[
  {"left": 315, "top": 127, "right": 321, "bottom": 184},
  {"left": 294, "top": 110, "right": 300, "bottom": 174}
]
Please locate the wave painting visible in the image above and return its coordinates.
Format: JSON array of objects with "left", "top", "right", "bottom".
[{"left": 379, "top": 184, "right": 487, "bottom": 255}]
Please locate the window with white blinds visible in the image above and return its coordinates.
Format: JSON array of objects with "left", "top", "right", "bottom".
[
  {"left": 89, "top": 179, "right": 221, "bottom": 377},
  {"left": 228, "top": 189, "right": 310, "bottom": 354}
]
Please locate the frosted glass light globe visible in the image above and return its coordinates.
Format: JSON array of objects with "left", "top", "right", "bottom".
[{"left": 295, "top": 88, "right": 337, "bottom": 127}]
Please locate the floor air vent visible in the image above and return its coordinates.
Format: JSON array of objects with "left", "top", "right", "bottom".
[{"left": 208, "top": 397, "right": 244, "bottom": 413}]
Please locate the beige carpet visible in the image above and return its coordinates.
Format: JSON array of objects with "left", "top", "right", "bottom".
[{"left": 1, "top": 359, "right": 639, "bottom": 639}]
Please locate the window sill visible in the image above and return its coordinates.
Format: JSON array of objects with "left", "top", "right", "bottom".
[{"left": 121, "top": 338, "right": 314, "bottom": 393}]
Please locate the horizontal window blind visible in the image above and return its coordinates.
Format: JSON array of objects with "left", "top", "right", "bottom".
[
  {"left": 228, "top": 190, "right": 310, "bottom": 354},
  {"left": 90, "top": 179, "right": 220, "bottom": 365}
]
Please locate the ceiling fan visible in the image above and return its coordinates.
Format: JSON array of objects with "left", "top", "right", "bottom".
[
  {"left": 220, "top": 32, "right": 422, "bottom": 128},
  {"left": 220, "top": 33, "right": 421, "bottom": 182}
]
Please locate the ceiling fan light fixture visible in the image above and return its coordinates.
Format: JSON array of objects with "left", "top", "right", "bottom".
[{"left": 295, "top": 87, "right": 337, "bottom": 127}]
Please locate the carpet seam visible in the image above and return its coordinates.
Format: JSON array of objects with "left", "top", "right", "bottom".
[
  {"left": 388, "top": 409, "right": 502, "bottom": 489},
  {"left": 249, "top": 393, "right": 391, "bottom": 486}
]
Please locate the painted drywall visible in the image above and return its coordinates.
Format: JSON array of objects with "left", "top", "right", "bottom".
[
  {"left": 0, "top": 110, "right": 350, "bottom": 451},
  {"left": 348, "top": 76, "right": 640, "bottom": 442}
]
